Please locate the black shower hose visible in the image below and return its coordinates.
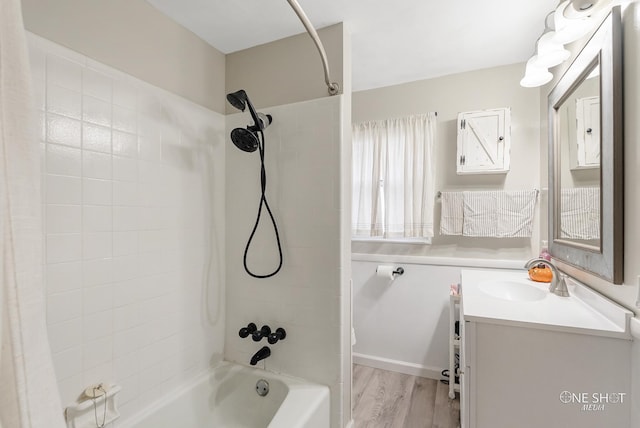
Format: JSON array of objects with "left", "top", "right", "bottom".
[{"left": 243, "top": 129, "right": 283, "bottom": 278}]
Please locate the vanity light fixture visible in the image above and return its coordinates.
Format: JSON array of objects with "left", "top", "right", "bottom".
[
  {"left": 564, "top": 0, "right": 613, "bottom": 19},
  {"left": 520, "top": 11, "right": 560, "bottom": 87},
  {"left": 553, "top": 0, "right": 595, "bottom": 44},
  {"left": 520, "top": 58, "right": 553, "bottom": 88},
  {"left": 531, "top": 32, "right": 571, "bottom": 68},
  {"left": 520, "top": 0, "right": 615, "bottom": 88}
]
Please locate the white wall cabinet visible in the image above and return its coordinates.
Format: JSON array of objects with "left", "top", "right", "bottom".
[
  {"left": 573, "top": 96, "right": 600, "bottom": 169},
  {"left": 456, "top": 108, "right": 511, "bottom": 175}
]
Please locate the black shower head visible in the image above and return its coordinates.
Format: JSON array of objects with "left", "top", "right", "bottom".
[
  {"left": 226, "top": 89, "right": 272, "bottom": 132},
  {"left": 226, "top": 89, "right": 273, "bottom": 153},
  {"left": 226, "top": 90, "right": 248, "bottom": 112},
  {"left": 230, "top": 128, "right": 260, "bottom": 153}
]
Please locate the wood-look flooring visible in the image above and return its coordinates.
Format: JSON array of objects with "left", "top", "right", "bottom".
[{"left": 353, "top": 364, "right": 461, "bottom": 428}]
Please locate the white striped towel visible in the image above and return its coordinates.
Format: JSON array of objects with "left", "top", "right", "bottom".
[
  {"left": 462, "top": 190, "right": 537, "bottom": 238},
  {"left": 439, "top": 192, "right": 464, "bottom": 235},
  {"left": 462, "top": 191, "right": 499, "bottom": 237},
  {"left": 560, "top": 187, "right": 600, "bottom": 240},
  {"left": 496, "top": 190, "right": 537, "bottom": 238}
]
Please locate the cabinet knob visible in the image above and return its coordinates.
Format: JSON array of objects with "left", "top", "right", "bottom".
[{"left": 586, "top": 128, "right": 593, "bottom": 134}]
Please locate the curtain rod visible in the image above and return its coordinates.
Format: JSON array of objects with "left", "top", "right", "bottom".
[{"left": 285, "top": 0, "right": 340, "bottom": 96}]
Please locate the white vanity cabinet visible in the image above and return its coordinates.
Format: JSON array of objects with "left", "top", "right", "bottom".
[{"left": 460, "top": 269, "right": 632, "bottom": 428}]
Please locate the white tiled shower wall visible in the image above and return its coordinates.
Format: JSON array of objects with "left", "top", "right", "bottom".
[
  {"left": 225, "top": 96, "right": 349, "bottom": 428},
  {"left": 28, "top": 34, "right": 226, "bottom": 421}
]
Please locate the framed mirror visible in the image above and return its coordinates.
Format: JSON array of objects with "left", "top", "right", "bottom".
[{"left": 548, "top": 7, "right": 623, "bottom": 284}]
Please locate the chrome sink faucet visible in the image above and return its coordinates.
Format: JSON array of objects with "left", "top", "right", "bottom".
[{"left": 524, "top": 258, "right": 570, "bottom": 297}]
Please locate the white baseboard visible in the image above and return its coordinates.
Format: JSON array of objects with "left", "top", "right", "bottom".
[{"left": 353, "top": 353, "right": 443, "bottom": 380}]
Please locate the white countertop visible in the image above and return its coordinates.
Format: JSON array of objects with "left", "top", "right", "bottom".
[{"left": 461, "top": 268, "right": 632, "bottom": 339}]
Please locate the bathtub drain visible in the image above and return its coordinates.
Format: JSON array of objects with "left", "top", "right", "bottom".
[{"left": 256, "top": 379, "right": 269, "bottom": 397}]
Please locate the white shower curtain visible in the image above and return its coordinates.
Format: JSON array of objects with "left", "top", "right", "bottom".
[
  {"left": 352, "top": 113, "right": 437, "bottom": 239},
  {"left": 0, "top": 0, "right": 66, "bottom": 427}
]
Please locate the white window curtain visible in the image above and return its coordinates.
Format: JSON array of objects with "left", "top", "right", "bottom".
[{"left": 352, "top": 113, "right": 437, "bottom": 240}]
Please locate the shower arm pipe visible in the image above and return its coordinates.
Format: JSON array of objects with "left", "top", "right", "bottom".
[{"left": 285, "top": 0, "right": 340, "bottom": 96}]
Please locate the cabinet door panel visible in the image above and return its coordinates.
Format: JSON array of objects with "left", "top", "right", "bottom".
[
  {"left": 461, "top": 319, "right": 476, "bottom": 428},
  {"left": 576, "top": 96, "right": 600, "bottom": 168},
  {"left": 457, "top": 108, "right": 510, "bottom": 175}
]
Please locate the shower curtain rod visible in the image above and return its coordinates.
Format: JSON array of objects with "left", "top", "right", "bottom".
[{"left": 285, "top": 0, "right": 340, "bottom": 96}]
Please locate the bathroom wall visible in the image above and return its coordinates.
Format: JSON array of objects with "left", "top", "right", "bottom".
[
  {"left": 224, "top": 96, "right": 348, "bottom": 428},
  {"left": 352, "top": 260, "right": 458, "bottom": 377},
  {"left": 225, "top": 23, "right": 346, "bottom": 114},
  {"left": 25, "top": 5, "right": 352, "bottom": 425},
  {"left": 21, "top": 0, "right": 226, "bottom": 113},
  {"left": 352, "top": 62, "right": 542, "bottom": 260},
  {"left": 28, "top": 34, "right": 226, "bottom": 422},
  {"left": 623, "top": 3, "right": 640, "bottom": 315},
  {"left": 338, "top": 24, "right": 353, "bottom": 428},
  {"left": 352, "top": 257, "right": 523, "bottom": 377},
  {"left": 350, "top": 64, "right": 541, "bottom": 378},
  {"left": 625, "top": 6, "right": 640, "bottom": 425},
  {"left": 225, "top": 23, "right": 352, "bottom": 428}
]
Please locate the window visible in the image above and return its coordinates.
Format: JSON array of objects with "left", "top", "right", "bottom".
[{"left": 352, "top": 113, "right": 437, "bottom": 242}]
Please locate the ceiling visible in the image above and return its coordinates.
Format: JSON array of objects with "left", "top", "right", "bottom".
[{"left": 146, "top": 0, "right": 560, "bottom": 92}]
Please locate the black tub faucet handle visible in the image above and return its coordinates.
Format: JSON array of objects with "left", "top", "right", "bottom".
[
  {"left": 239, "top": 322, "right": 257, "bottom": 338},
  {"left": 268, "top": 327, "right": 287, "bottom": 344},
  {"left": 252, "top": 325, "right": 272, "bottom": 342}
]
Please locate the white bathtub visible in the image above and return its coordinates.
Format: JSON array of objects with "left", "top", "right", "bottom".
[{"left": 120, "top": 362, "right": 330, "bottom": 428}]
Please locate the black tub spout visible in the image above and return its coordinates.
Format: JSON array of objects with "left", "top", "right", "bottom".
[{"left": 250, "top": 346, "right": 271, "bottom": 366}]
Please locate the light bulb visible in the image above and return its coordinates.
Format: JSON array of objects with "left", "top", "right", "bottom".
[
  {"left": 553, "top": 1, "right": 594, "bottom": 45},
  {"left": 564, "top": 0, "right": 613, "bottom": 19},
  {"left": 531, "top": 32, "right": 571, "bottom": 68},
  {"left": 520, "top": 58, "right": 553, "bottom": 88}
]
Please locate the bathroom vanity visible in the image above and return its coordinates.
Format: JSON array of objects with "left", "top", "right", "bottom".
[{"left": 459, "top": 269, "right": 632, "bottom": 428}]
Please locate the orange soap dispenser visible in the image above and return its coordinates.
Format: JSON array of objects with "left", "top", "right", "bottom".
[{"left": 528, "top": 263, "right": 553, "bottom": 283}]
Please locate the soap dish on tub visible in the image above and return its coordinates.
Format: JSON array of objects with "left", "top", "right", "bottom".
[{"left": 65, "top": 383, "right": 121, "bottom": 428}]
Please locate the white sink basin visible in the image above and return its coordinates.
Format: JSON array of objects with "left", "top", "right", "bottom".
[
  {"left": 478, "top": 280, "right": 546, "bottom": 302},
  {"left": 461, "top": 269, "right": 633, "bottom": 338}
]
